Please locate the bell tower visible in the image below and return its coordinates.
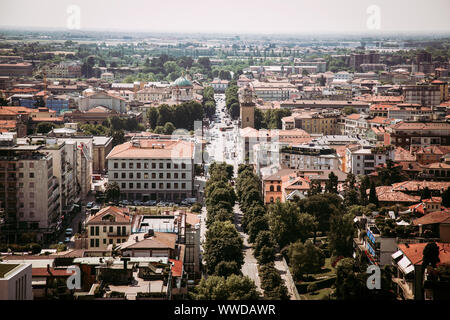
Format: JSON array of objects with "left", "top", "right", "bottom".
[{"left": 240, "top": 84, "right": 255, "bottom": 129}]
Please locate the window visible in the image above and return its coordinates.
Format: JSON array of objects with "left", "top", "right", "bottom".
[
  {"left": 109, "top": 239, "right": 113, "bottom": 244},
  {"left": 137, "top": 172, "right": 141, "bottom": 179},
  {"left": 29, "top": 173, "right": 34, "bottom": 178},
  {"left": 166, "top": 183, "right": 171, "bottom": 189},
  {"left": 19, "top": 172, "right": 23, "bottom": 178},
  {"left": 129, "top": 163, "right": 134, "bottom": 169},
  {"left": 29, "top": 182, "right": 34, "bottom": 188},
  {"left": 152, "top": 163, "right": 156, "bottom": 169},
  {"left": 159, "top": 183, "right": 164, "bottom": 189},
  {"left": 181, "top": 183, "right": 186, "bottom": 189},
  {"left": 137, "top": 162, "right": 141, "bottom": 169},
  {"left": 277, "top": 186, "right": 281, "bottom": 192},
  {"left": 174, "top": 173, "right": 179, "bottom": 179},
  {"left": 29, "top": 163, "right": 34, "bottom": 168},
  {"left": 90, "top": 239, "right": 95, "bottom": 247},
  {"left": 152, "top": 173, "right": 156, "bottom": 179},
  {"left": 167, "top": 163, "right": 171, "bottom": 169},
  {"left": 270, "top": 185, "right": 274, "bottom": 192},
  {"left": 159, "top": 173, "right": 164, "bottom": 179},
  {"left": 121, "top": 183, "right": 126, "bottom": 189},
  {"left": 174, "top": 183, "right": 178, "bottom": 189},
  {"left": 167, "top": 173, "right": 171, "bottom": 179},
  {"left": 129, "top": 173, "right": 134, "bottom": 179},
  {"left": 95, "top": 226, "right": 99, "bottom": 236},
  {"left": 182, "top": 163, "right": 186, "bottom": 169},
  {"left": 90, "top": 226, "right": 95, "bottom": 236},
  {"left": 174, "top": 163, "right": 179, "bottom": 169},
  {"left": 109, "top": 226, "right": 113, "bottom": 233},
  {"left": 182, "top": 173, "right": 186, "bottom": 179},
  {"left": 114, "top": 173, "right": 118, "bottom": 179},
  {"left": 144, "top": 163, "right": 149, "bottom": 169},
  {"left": 137, "top": 183, "right": 141, "bottom": 189},
  {"left": 159, "top": 163, "right": 163, "bottom": 169},
  {"left": 122, "top": 163, "right": 126, "bottom": 168},
  {"left": 144, "top": 183, "right": 148, "bottom": 189},
  {"left": 103, "top": 226, "right": 106, "bottom": 232},
  {"left": 95, "top": 239, "right": 99, "bottom": 247},
  {"left": 129, "top": 183, "right": 134, "bottom": 189},
  {"left": 121, "top": 173, "right": 126, "bottom": 179},
  {"left": 114, "top": 162, "right": 118, "bottom": 169},
  {"left": 152, "top": 183, "right": 156, "bottom": 189},
  {"left": 144, "top": 173, "right": 148, "bottom": 179}
]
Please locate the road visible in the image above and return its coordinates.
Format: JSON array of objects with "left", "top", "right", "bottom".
[{"left": 202, "top": 94, "right": 262, "bottom": 292}]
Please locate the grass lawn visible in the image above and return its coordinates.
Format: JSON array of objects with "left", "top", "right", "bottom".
[{"left": 305, "top": 287, "right": 333, "bottom": 300}]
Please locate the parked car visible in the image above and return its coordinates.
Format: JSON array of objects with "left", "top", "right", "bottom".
[
  {"left": 133, "top": 200, "right": 143, "bottom": 206},
  {"left": 86, "top": 202, "right": 94, "bottom": 209},
  {"left": 64, "top": 237, "right": 71, "bottom": 243},
  {"left": 65, "top": 228, "right": 73, "bottom": 236}
]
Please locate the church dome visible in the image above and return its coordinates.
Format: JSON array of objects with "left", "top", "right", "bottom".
[{"left": 172, "top": 76, "right": 192, "bottom": 87}]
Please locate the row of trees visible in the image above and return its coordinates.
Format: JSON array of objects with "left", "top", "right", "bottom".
[
  {"left": 202, "top": 86, "right": 216, "bottom": 119},
  {"left": 254, "top": 108, "right": 292, "bottom": 130},
  {"left": 235, "top": 165, "right": 290, "bottom": 300},
  {"left": 147, "top": 101, "right": 204, "bottom": 132},
  {"left": 191, "top": 162, "right": 260, "bottom": 300},
  {"left": 224, "top": 81, "right": 240, "bottom": 119}
]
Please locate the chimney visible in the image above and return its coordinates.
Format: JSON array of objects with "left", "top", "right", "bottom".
[
  {"left": 47, "top": 264, "right": 52, "bottom": 276},
  {"left": 135, "top": 236, "right": 139, "bottom": 242},
  {"left": 121, "top": 257, "right": 130, "bottom": 270}
]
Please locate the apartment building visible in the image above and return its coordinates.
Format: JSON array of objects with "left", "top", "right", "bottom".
[
  {"left": 107, "top": 139, "right": 195, "bottom": 202},
  {"left": 40, "top": 61, "right": 82, "bottom": 78},
  {"left": 92, "top": 136, "right": 113, "bottom": 174},
  {"left": 0, "top": 263, "right": 33, "bottom": 300},
  {"left": 0, "top": 135, "right": 60, "bottom": 243},
  {"left": 281, "top": 144, "right": 340, "bottom": 171},
  {"left": 281, "top": 109, "right": 340, "bottom": 135},
  {"left": 86, "top": 206, "right": 132, "bottom": 250},
  {"left": 346, "top": 145, "right": 395, "bottom": 175},
  {"left": 251, "top": 80, "right": 298, "bottom": 101},
  {"left": 389, "top": 122, "right": 450, "bottom": 150},
  {"left": 402, "top": 85, "right": 441, "bottom": 107}
]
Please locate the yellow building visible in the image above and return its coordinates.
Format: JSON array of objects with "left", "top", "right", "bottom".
[
  {"left": 281, "top": 109, "right": 340, "bottom": 135},
  {"left": 86, "top": 206, "right": 132, "bottom": 250},
  {"left": 240, "top": 85, "right": 255, "bottom": 129}
]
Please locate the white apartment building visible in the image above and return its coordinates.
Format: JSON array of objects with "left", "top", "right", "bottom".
[
  {"left": 346, "top": 145, "right": 395, "bottom": 175},
  {"left": 107, "top": 139, "right": 195, "bottom": 202},
  {"left": 280, "top": 145, "right": 340, "bottom": 171},
  {"left": 333, "top": 71, "right": 354, "bottom": 82},
  {"left": 0, "top": 263, "right": 33, "bottom": 300}
]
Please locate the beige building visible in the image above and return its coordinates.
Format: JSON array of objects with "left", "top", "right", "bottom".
[
  {"left": 0, "top": 263, "right": 33, "bottom": 300},
  {"left": 107, "top": 139, "right": 195, "bottom": 202},
  {"left": 240, "top": 85, "right": 255, "bottom": 129},
  {"left": 86, "top": 206, "right": 132, "bottom": 250},
  {"left": 93, "top": 136, "right": 113, "bottom": 174}
]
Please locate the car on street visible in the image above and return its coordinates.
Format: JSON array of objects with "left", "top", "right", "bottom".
[
  {"left": 65, "top": 228, "right": 73, "bottom": 236},
  {"left": 86, "top": 202, "right": 94, "bottom": 209},
  {"left": 64, "top": 237, "right": 71, "bottom": 243}
]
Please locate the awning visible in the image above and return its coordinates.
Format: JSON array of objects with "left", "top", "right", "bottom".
[
  {"left": 404, "top": 264, "right": 415, "bottom": 275},
  {"left": 398, "top": 256, "right": 413, "bottom": 274},
  {"left": 392, "top": 250, "right": 403, "bottom": 260}
]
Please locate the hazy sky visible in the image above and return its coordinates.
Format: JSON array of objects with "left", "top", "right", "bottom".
[{"left": 0, "top": 0, "right": 449, "bottom": 34}]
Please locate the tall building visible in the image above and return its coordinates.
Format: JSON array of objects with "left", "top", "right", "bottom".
[
  {"left": 107, "top": 139, "right": 195, "bottom": 202},
  {"left": 240, "top": 85, "right": 255, "bottom": 129},
  {"left": 403, "top": 84, "right": 441, "bottom": 107},
  {"left": 0, "top": 263, "right": 33, "bottom": 300},
  {"left": 0, "top": 134, "right": 60, "bottom": 243}
]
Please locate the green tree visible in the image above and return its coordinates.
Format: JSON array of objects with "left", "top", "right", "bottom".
[
  {"left": 369, "top": 181, "right": 379, "bottom": 207},
  {"left": 309, "top": 180, "right": 322, "bottom": 196},
  {"left": 105, "top": 182, "right": 120, "bottom": 202},
  {"left": 423, "top": 242, "right": 440, "bottom": 269},
  {"left": 359, "top": 175, "right": 370, "bottom": 206},
  {"left": 325, "top": 172, "right": 338, "bottom": 194},
  {"left": 191, "top": 275, "right": 260, "bottom": 300},
  {"left": 328, "top": 212, "right": 355, "bottom": 257},
  {"left": 204, "top": 221, "right": 243, "bottom": 275},
  {"left": 288, "top": 240, "right": 325, "bottom": 280},
  {"left": 36, "top": 122, "right": 55, "bottom": 134},
  {"left": 266, "top": 202, "right": 302, "bottom": 248},
  {"left": 343, "top": 173, "right": 359, "bottom": 207}
]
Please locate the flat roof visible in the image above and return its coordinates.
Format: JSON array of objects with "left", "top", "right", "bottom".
[{"left": 0, "top": 263, "right": 19, "bottom": 278}]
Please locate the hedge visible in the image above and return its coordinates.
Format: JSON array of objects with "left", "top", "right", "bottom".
[{"left": 296, "top": 276, "right": 336, "bottom": 294}]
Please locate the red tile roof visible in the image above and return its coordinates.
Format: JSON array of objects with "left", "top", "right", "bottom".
[
  {"left": 398, "top": 242, "right": 450, "bottom": 266},
  {"left": 169, "top": 259, "right": 183, "bottom": 277},
  {"left": 412, "top": 209, "right": 450, "bottom": 226},
  {"left": 32, "top": 267, "right": 70, "bottom": 277},
  {"left": 86, "top": 206, "right": 131, "bottom": 224}
]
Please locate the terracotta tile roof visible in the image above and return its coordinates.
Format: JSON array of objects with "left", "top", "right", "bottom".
[
  {"left": 372, "top": 186, "right": 420, "bottom": 203},
  {"left": 425, "top": 162, "right": 450, "bottom": 169},
  {"left": 185, "top": 212, "right": 200, "bottom": 227},
  {"left": 392, "top": 181, "right": 450, "bottom": 192},
  {"left": 391, "top": 122, "right": 450, "bottom": 131},
  {"left": 169, "top": 259, "right": 183, "bottom": 277},
  {"left": 87, "top": 106, "right": 113, "bottom": 113},
  {"left": 0, "top": 120, "right": 16, "bottom": 129},
  {"left": 120, "top": 232, "right": 176, "bottom": 250},
  {"left": 32, "top": 267, "right": 70, "bottom": 277},
  {"left": 395, "top": 147, "right": 416, "bottom": 162},
  {"left": 346, "top": 113, "right": 363, "bottom": 120},
  {"left": 412, "top": 209, "right": 450, "bottom": 226},
  {"left": 107, "top": 139, "right": 194, "bottom": 160},
  {"left": 86, "top": 206, "right": 131, "bottom": 224},
  {"left": 398, "top": 242, "right": 450, "bottom": 266}
]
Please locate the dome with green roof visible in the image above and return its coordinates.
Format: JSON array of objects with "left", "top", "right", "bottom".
[{"left": 171, "top": 76, "right": 192, "bottom": 87}]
